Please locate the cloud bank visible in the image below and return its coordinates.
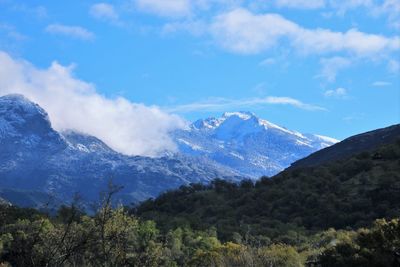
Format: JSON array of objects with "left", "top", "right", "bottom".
[{"left": 0, "top": 51, "right": 185, "bottom": 156}]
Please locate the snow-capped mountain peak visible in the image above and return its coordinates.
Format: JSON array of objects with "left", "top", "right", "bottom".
[
  {"left": 0, "top": 94, "right": 51, "bottom": 133},
  {"left": 192, "top": 117, "right": 223, "bottom": 130},
  {"left": 0, "top": 94, "right": 46, "bottom": 115},
  {"left": 215, "top": 113, "right": 264, "bottom": 140},
  {"left": 189, "top": 111, "right": 317, "bottom": 141},
  {"left": 0, "top": 94, "right": 64, "bottom": 149},
  {"left": 173, "top": 111, "right": 339, "bottom": 178}
]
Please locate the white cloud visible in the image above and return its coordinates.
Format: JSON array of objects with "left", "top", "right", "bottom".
[
  {"left": 329, "top": 0, "right": 373, "bottom": 14},
  {"left": 259, "top": 58, "right": 276, "bottom": 66},
  {"left": 388, "top": 59, "right": 400, "bottom": 73},
  {"left": 380, "top": 0, "right": 400, "bottom": 29},
  {"left": 327, "top": 0, "right": 400, "bottom": 29},
  {"left": 89, "top": 3, "right": 119, "bottom": 21},
  {"left": 132, "top": 0, "right": 245, "bottom": 17},
  {"left": 45, "top": 24, "right": 95, "bottom": 40},
  {"left": 319, "top": 56, "right": 351, "bottom": 82},
  {"left": 166, "top": 96, "right": 326, "bottom": 112},
  {"left": 210, "top": 9, "right": 297, "bottom": 54},
  {"left": 265, "top": 96, "right": 326, "bottom": 110},
  {"left": 7, "top": 3, "right": 48, "bottom": 19},
  {"left": 0, "top": 51, "right": 185, "bottom": 156},
  {"left": 343, "top": 113, "right": 364, "bottom": 123},
  {"left": 0, "top": 23, "right": 28, "bottom": 41},
  {"left": 209, "top": 8, "right": 400, "bottom": 55},
  {"left": 134, "top": 0, "right": 192, "bottom": 17},
  {"left": 293, "top": 28, "right": 399, "bottom": 55},
  {"left": 372, "top": 81, "right": 391, "bottom": 87},
  {"left": 275, "top": 0, "right": 325, "bottom": 9},
  {"left": 162, "top": 20, "right": 207, "bottom": 36},
  {"left": 324, "top": 87, "right": 347, "bottom": 98}
]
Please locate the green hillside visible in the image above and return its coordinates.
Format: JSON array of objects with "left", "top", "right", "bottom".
[
  {"left": 136, "top": 138, "right": 400, "bottom": 242},
  {"left": 1, "top": 129, "right": 399, "bottom": 266}
]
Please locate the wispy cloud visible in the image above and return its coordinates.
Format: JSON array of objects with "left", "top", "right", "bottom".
[
  {"left": 372, "top": 81, "right": 392, "bottom": 87},
  {"left": 318, "top": 56, "right": 352, "bottom": 82},
  {"left": 45, "top": 24, "right": 95, "bottom": 40},
  {"left": 166, "top": 96, "right": 326, "bottom": 113},
  {"left": 0, "top": 51, "right": 185, "bottom": 156},
  {"left": 380, "top": 0, "right": 400, "bottom": 29},
  {"left": 274, "top": 0, "right": 399, "bottom": 29},
  {"left": 134, "top": 0, "right": 192, "bottom": 17},
  {"left": 329, "top": 0, "right": 374, "bottom": 15},
  {"left": 343, "top": 113, "right": 364, "bottom": 123},
  {"left": 0, "top": 23, "right": 28, "bottom": 41},
  {"left": 8, "top": 3, "right": 47, "bottom": 19},
  {"left": 89, "top": 3, "right": 120, "bottom": 24},
  {"left": 259, "top": 58, "right": 276, "bottom": 66},
  {"left": 324, "top": 87, "right": 348, "bottom": 98},
  {"left": 275, "top": 0, "right": 325, "bottom": 9},
  {"left": 388, "top": 59, "right": 400, "bottom": 73},
  {"left": 329, "top": 0, "right": 400, "bottom": 29},
  {"left": 162, "top": 20, "right": 206, "bottom": 36}
]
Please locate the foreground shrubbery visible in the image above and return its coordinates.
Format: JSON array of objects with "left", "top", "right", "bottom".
[{"left": 0, "top": 199, "right": 399, "bottom": 267}]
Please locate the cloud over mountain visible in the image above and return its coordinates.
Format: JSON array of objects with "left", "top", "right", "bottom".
[{"left": 0, "top": 51, "right": 185, "bottom": 156}]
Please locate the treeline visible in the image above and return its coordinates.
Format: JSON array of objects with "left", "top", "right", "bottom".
[
  {"left": 0, "top": 140, "right": 399, "bottom": 266},
  {"left": 135, "top": 140, "right": 400, "bottom": 242},
  {"left": 1, "top": 199, "right": 399, "bottom": 267}
]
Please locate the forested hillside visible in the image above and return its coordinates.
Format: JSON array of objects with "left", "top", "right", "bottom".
[
  {"left": 1, "top": 195, "right": 399, "bottom": 266},
  {"left": 1, "top": 129, "right": 399, "bottom": 266},
  {"left": 136, "top": 138, "right": 400, "bottom": 242}
]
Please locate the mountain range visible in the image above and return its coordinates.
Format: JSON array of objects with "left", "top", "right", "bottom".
[
  {"left": 173, "top": 111, "right": 338, "bottom": 177},
  {"left": 0, "top": 94, "right": 336, "bottom": 207}
]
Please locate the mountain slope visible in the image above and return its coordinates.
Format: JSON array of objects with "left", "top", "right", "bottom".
[
  {"left": 136, "top": 127, "right": 400, "bottom": 240},
  {"left": 0, "top": 94, "right": 242, "bottom": 206},
  {"left": 173, "top": 111, "right": 338, "bottom": 177},
  {"left": 290, "top": 124, "right": 400, "bottom": 169}
]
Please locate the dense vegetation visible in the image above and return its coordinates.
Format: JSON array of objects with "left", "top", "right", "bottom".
[
  {"left": 1, "top": 199, "right": 399, "bottom": 266},
  {"left": 136, "top": 140, "right": 400, "bottom": 243},
  {"left": 0, "top": 139, "right": 399, "bottom": 266}
]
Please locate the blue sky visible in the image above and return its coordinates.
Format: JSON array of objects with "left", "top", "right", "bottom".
[{"left": 0, "top": 0, "right": 399, "bottom": 147}]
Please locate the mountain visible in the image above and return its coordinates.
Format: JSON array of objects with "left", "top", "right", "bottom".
[
  {"left": 0, "top": 94, "right": 340, "bottom": 208},
  {"left": 0, "top": 196, "right": 11, "bottom": 206},
  {"left": 0, "top": 94, "right": 242, "bottom": 207},
  {"left": 290, "top": 124, "right": 400, "bottom": 169},
  {"left": 136, "top": 125, "right": 400, "bottom": 240},
  {"left": 173, "top": 111, "right": 338, "bottom": 177}
]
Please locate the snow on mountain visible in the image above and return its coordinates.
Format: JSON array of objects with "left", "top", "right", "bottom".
[
  {"left": 0, "top": 94, "right": 242, "bottom": 207},
  {"left": 0, "top": 94, "right": 57, "bottom": 139},
  {"left": 0, "top": 95, "right": 338, "bottom": 207},
  {"left": 173, "top": 111, "right": 338, "bottom": 178}
]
